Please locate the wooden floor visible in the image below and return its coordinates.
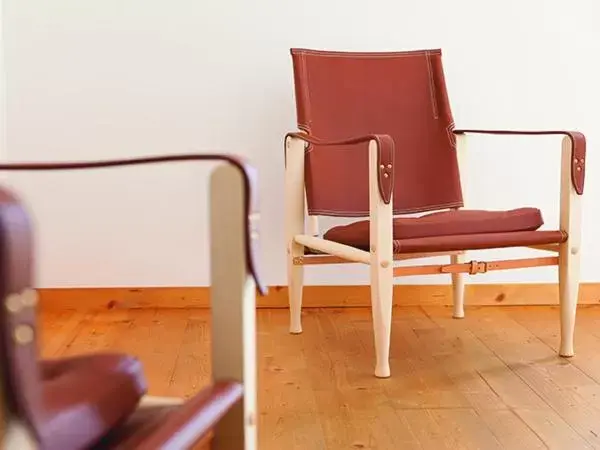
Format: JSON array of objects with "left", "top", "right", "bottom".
[{"left": 40, "top": 305, "right": 600, "bottom": 449}]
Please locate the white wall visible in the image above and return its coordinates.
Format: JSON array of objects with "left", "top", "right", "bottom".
[{"left": 2, "top": 0, "right": 599, "bottom": 288}]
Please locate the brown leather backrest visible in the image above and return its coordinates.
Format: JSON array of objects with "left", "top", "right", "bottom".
[{"left": 290, "top": 48, "right": 464, "bottom": 217}]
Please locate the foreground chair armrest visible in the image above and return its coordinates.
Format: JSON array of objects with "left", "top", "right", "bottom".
[{"left": 0, "top": 154, "right": 265, "bottom": 449}]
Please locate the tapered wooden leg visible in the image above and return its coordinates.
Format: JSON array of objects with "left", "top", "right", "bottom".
[
  {"left": 558, "top": 244, "right": 580, "bottom": 357},
  {"left": 370, "top": 260, "right": 393, "bottom": 378},
  {"left": 558, "top": 135, "right": 582, "bottom": 358},
  {"left": 285, "top": 136, "right": 306, "bottom": 334},
  {"left": 287, "top": 248, "right": 304, "bottom": 334},
  {"left": 451, "top": 253, "right": 465, "bottom": 319},
  {"left": 368, "top": 139, "right": 394, "bottom": 378},
  {"left": 453, "top": 135, "right": 468, "bottom": 320}
]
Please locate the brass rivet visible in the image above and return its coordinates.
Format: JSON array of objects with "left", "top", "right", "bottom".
[
  {"left": 580, "top": 158, "right": 584, "bottom": 163},
  {"left": 387, "top": 164, "right": 392, "bottom": 169},
  {"left": 577, "top": 167, "right": 582, "bottom": 171},
  {"left": 21, "top": 289, "right": 38, "bottom": 308},
  {"left": 5, "top": 294, "right": 22, "bottom": 313},
  {"left": 379, "top": 164, "right": 384, "bottom": 170},
  {"left": 383, "top": 173, "right": 389, "bottom": 178},
  {"left": 574, "top": 158, "right": 578, "bottom": 164},
  {"left": 14, "top": 325, "right": 34, "bottom": 345},
  {"left": 381, "top": 261, "right": 390, "bottom": 268}
]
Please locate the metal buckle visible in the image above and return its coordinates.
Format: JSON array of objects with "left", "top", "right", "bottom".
[{"left": 469, "top": 261, "right": 488, "bottom": 275}]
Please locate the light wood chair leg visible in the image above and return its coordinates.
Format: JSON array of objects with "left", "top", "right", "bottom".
[
  {"left": 210, "top": 163, "right": 257, "bottom": 450},
  {"left": 451, "top": 253, "right": 465, "bottom": 319},
  {"left": 558, "top": 245, "right": 580, "bottom": 357},
  {"left": 368, "top": 140, "right": 394, "bottom": 378},
  {"left": 370, "top": 258, "right": 393, "bottom": 378},
  {"left": 285, "top": 136, "right": 306, "bottom": 334},
  {"left": 287, "top": 251, "right": 304, "bottom": 334},
  {"left": 558, "top": 136, "right": 582, "bottom": 358},
  {"left": 453, "top": 134, "right": 468, "bottom": 320}
]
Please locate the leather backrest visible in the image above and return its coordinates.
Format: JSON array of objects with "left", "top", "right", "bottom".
[{"left": 290, "top": 48, "right": 464, "bottom": 216}]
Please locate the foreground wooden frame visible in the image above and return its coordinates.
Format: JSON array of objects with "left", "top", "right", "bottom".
[
  {"left": 285, "top": 133, "right": 582, "bottom": 378},
  {"left": 1, "top": 160, "right": 258, "bottom": 450}
]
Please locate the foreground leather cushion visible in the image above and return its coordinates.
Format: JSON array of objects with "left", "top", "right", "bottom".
[
  {"left": 38, "top": 353, "right": 147, "bottom": 450},
  {"left": 93, "top": 381, "right": 243, "bottom": 449},
  {"left": 323, "top": 207, "right": 546, "bottom": 252}
]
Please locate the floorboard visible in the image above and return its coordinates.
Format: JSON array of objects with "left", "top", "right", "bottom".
[{"left": 39, "top": 306, "right": 600, "bottom": 449}]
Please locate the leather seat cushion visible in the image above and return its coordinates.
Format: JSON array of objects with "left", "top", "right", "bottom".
[
  {"left": 38, "top": 353, "right": 147, "bottom": 450},
  {"left": 323, "top": 207, "right": 544, "bottom": 251},
  {"left": 93, "top": 381, "right": 243, "bottom": 449}
]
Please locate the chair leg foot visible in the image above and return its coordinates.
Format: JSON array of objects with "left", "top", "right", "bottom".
[
  {"left": 371, "top": 263, "right": 393, "bottom": 378},
  {"left": 559, "top": 317, "right": 575, "bottom": 357},
  {"left": 375, "top": 364, "right": 391, "bottom": 378},
  {"left": 559, "top": 302, "right": 577, "bottom": 357},
  {"left": 558, "top": 243, "right": 579, "bottom": 360}
]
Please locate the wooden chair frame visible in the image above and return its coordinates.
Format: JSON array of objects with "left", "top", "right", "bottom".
[
  {"left": 0, "top": 156, "right": 261, "bottom": 449},
  {"left": 285, "top": 133, "right": 582, "bottom": 378}
]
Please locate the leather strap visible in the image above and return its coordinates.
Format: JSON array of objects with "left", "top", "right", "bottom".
[
  {"left": 453, "top": 129, "right": 586, "bottom": 195},
  {"left": 286, "top": 132, "right": 395, "bottom": 204},
  {"left": 0, "top": 154, "right": 266, "bottom": 295},
  {"left": 393, "top": 256, "right": 558, "bottom": 277},
  {"left": 439, "top": 256, "right": 558, "bottom": 274}
]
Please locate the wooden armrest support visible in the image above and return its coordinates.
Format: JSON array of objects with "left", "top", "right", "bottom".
[
  {"left": 285, "top": 131, "right": 395, "bottom": 204},
  {"left": 453, "top": 129, "right": 586, "bottom": 195},
  {"left": 0, "top": 154, "right": 267, "bottom": 295}
]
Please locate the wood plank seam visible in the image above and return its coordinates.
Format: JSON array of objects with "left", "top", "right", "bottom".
[{"left": 36, "top": 283, "right": 600, "bottom": 312}]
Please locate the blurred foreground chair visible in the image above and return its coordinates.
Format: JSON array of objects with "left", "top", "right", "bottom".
[
  {"left": 0, "top": 154, "right": 265, "bottom": 449},
  {"left": 284, "top": 48, "right": 585, "bottom": 378}
]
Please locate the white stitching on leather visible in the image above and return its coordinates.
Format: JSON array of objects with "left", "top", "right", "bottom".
[
  {"left": 307, "top": 201, "right": 464, "bottom": 217},
  {"left": 425, "top": 51, "right": 439, "bottom": 120},
  {"left": 292, "top": 49, "right": 442, "bottom": 59}
]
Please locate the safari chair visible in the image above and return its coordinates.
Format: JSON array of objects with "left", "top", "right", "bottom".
[
  {"left": 284, "top": 48, "right": 585, "bottom": 378},
  {"left": 0, "top": 154, "right": 265, "bottom": 449}
]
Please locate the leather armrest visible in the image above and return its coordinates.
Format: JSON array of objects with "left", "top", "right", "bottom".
[
  {"left": 93, "top": 381, "right": 243, "bottom": 449},
  {"left": 0, "top": 154, "right": 267, "bottom": 294},
  {"left": 453, "top": 129, "right": 586, "bottom": 195},
  {"left": 285, "top": 131, "right": 395, "bottom": 204}
]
